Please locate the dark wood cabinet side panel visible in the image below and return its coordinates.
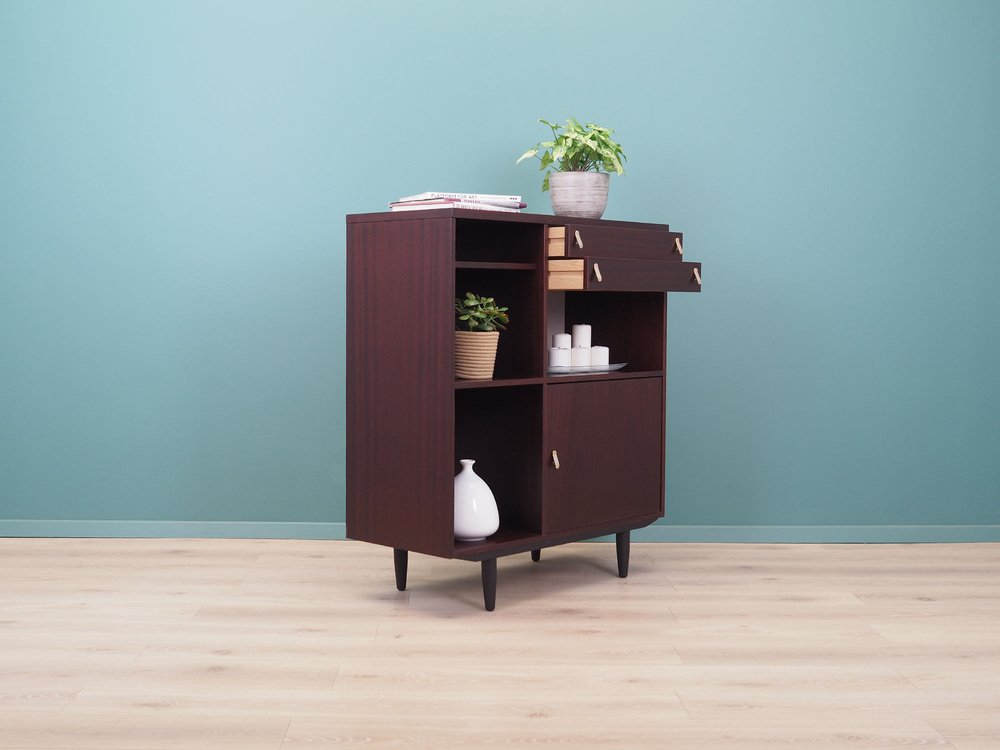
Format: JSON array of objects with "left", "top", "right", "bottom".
[{"left": 346, "top": 218, "right": 455, "bottom": 557}]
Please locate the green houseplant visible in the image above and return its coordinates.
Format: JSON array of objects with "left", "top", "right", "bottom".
[
  {"left": 455, "top": 292, "right": 509, "bottom": 380},
  {"left": 517, "top": 117, "right": 626, "bottom": 219}
]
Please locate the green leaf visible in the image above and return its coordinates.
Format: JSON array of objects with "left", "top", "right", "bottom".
[
  {"left": 515, "top": 148, "right": 537, "bottom": 164},
  {"left": 455, "top": 290, "right": 510, "bottom": 332},
  {"left": 519, "top": 116, "right": 626, "bottom": 189}
]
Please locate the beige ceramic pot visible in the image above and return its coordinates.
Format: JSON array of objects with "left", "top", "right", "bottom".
[
  {"left": 455, "top": 330, "right": 500, "bottom": 380},
  {"left": 549, "top": 171, "right": 610, "bottom": 219}
]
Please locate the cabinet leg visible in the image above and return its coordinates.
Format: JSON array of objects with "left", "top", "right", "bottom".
[
  {"left": 616, "top": 531, "right": 630, "bottom": 578},
  {"left": 393, "top": 548, "right": 408, "bottom": 591},
  {"left": 531, "top": 549, "right": 541, "bottom": 562},
  {"left": 481, "top": 558, "right": 497, "bottom": 611}
]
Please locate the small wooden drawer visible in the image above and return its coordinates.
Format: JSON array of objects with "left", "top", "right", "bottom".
[
  {"left": 548, "top": 258, "right": 584, "bottom": 289},
  {"left": 565, "top": 224, "right": 684, "bottom": 261},
  {"left": 549, "top": 257, "right": 701, "bottom": 292},
  {"left": 547, "top": 225, "right": 567, "bottom": 257}
]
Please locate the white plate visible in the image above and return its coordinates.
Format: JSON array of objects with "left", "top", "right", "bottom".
[{"left": 547, "top": 362, "right": 628, "bottom": 376}]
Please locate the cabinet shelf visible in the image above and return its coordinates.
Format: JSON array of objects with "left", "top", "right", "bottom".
[
  {"left": 455, "top": 261, "right": 537, "bottom": 271},
  {"left": 454, "top": 370, "right": 664, "bottom": 390},
  {"left": 455, "top": 376, "right": 545, "bottom": 390},
  {"left": 453, "top": 526, "right": 541, "bottom": 558},
  {"left": 453, "top": 514, "right": 662, "bottom": 561},
  {"left": 544, "top": 369, "right": 662, "bottom": 384}
]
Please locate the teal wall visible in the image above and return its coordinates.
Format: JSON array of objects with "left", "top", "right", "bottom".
[{"left": 2, "top": 1, "right": 998, "bottom": 540}]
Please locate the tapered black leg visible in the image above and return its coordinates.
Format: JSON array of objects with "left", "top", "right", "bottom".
[
  {"left": 616, "top": 531, "right": 630, "bottom": 578},
  {"left": 481, "top": 558, "right": 497, "bottom": 611},
  {"left": 393, "top": 548, "right": 408, "bottom": 591},
  {"left": 531, "top": 549, "right": 541, "bottom": 562}
]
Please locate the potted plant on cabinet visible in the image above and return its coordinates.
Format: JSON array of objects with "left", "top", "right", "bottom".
[
  {"left": 455, "top": 292, "right": 509, "bottom": 380},
  {"left": 516, "top": 117, "right": 626, "bottom": 219}
]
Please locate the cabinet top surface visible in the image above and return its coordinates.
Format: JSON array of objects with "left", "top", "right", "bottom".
[{"left": 346, "top": 208, "right": 671, "bottom": 231}]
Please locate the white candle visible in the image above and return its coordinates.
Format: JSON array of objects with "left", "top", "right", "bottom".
[
  {"left": 571, "top": 324, "right": 591, "bottom": 349},
  {"left": 590, "top": 345, "right": 610, "bottom": 366},
  {"left": 549, "top": 347, "right": 571, "bottom": 368},
  {"left": 552, "top": 333, "right": 571, "bottom": 349},
  {"left": 571, "top": 347, "right": 591, "bottom": 367}
]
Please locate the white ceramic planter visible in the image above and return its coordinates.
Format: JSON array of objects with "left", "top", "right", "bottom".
[
  {"left": 549, "top": 171, "right": 610, "bottom": 219},
  {"left": 454, "top": 459, "right": 500, "bottom": 541}
]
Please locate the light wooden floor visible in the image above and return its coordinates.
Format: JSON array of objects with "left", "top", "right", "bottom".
[{"left": 1, "top": 539, "right": 999, "bottom": 749}]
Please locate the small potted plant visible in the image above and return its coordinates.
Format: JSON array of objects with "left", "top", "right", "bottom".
[
  {"left": 516, "top": 117, "right": 626, "bottom": 219},
  {"left": 455, "top": 292, "right": 509, "bottom": 380}
]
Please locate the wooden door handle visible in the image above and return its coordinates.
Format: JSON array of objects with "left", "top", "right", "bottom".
[
  {"left": 674, "top": 237, "right": 683, "bottom": 256},
  {"left": 593, "top": 262, "right": 603, "bottom": 282},
  {"left": 574, "top": 230, "right": 583, "bottom": 249},
  {"left": 551, "top": 450, "right": 560, "bottom": 469}
]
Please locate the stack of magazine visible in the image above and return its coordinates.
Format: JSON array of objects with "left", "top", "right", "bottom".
[{"left": 389, "top": 192, "right": 526, "bottom": 213}]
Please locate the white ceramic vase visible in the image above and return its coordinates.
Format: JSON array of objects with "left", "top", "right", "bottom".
[
  {"left": 454, "top": 459, "right": 500, "bottom": 541},
  {"left": 549, "top": 171, "right": 610, "bottom": 219}
]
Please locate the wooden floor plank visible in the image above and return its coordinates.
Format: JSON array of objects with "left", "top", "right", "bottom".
[{"left": 0, "top": 539, "right": 996, "bottom": 749}]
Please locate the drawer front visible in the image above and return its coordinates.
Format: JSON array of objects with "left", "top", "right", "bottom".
[
  {"left": 565, "top": 224, "right": 684, "bottom": 261},
  {"left": 549, "top": 257, "right": 702, "bottom": 292}
]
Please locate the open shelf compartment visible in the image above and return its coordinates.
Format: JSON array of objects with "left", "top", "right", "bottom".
[
  {"left": 456, "top": 218, "right": 543, "bottom": 264},
  {"left": 547, "top": 291, "right": 666, "bottom": 373},
  {"left": 457, "top": 266, "right": 543, "bottom": 379},
  {"left": 453, "top": 385, "right": 543, "bottom": 551}
]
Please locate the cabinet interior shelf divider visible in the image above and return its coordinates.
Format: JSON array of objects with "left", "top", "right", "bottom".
[{"left": 455, "top": 261, "right": 537, "bottom": 270}]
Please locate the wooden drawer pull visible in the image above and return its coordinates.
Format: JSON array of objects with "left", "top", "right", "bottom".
[
  {"left": 574, "top": 230, "right": 584, "bottom": 249},
  {"left": 674, "top": 237, "right": 684, "bottom": 256},
  {"left": 593, "top": 262, "right": 603, "bottom": 282},
  {"left": 551, "top": 450, "right": 561, "bottom": 469},
  {"left": 693, "top": 267, "right": 702, "bottom": 285}
]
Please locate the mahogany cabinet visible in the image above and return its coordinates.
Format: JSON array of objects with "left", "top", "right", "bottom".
[{"left": 346, "top": 209, "right": 701, "bottom": 610}]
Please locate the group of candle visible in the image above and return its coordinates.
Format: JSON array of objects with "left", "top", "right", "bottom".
[{"left": 549, "top": 324, "right": 610, "bottom": 368}]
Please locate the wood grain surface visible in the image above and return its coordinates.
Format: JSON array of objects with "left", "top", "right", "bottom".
[{"left": 1, "top": 538, "right": 998, "bottom": 748}]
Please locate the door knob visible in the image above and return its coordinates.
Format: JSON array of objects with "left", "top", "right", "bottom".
[
  {"left": 593, "top": 263, "right": 603, "bottom": 282},
  {"left": 551, "top": 450, "right": 561, "bottom": 469},
  {"left": 574, "top": 230, "right": 583, "bottom": 249}
]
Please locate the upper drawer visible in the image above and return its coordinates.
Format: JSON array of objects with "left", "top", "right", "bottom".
[
  {"left": 549, "top": 257, "right": 702, "bottom": 292},
  {"left": 555, "top": 224, "right": 685, "bottom": 261}
]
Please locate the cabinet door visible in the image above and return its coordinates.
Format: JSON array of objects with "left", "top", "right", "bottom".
[{"left": 544, "top": 378, "right": 664, "bottom": 533}]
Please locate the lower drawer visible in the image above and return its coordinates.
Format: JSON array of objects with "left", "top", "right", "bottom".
[{"left": 549, "top": 257, "right": 702, "bottom": 292}]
